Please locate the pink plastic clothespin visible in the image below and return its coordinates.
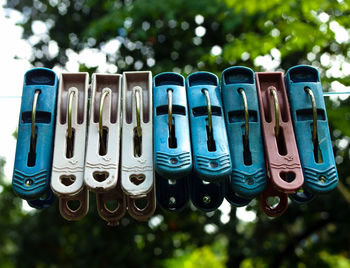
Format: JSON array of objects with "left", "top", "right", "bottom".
[{"left": 255, "top": 72, "right": 304, "bottom": 193}]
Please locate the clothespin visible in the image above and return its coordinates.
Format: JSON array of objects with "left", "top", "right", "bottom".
[
  {"left": 289, "top": 187, "right": 314, "bottom": 204},
  {"left": 59, "top": 186, "right": 89, "bottom": 221},
  {"left": 153, "top": 72, "right": 192, "bottom": 211},
  {"left": 259, "top": 176, "right": 289, "bottom": 217},
  {"left": 85, "top": 74, "right": 122, "bottom": 192},
  {"left": 13, "top": 68, "right": 58, "bottom": 208},
  {"left": 224, "top": 177, "right": 252, "bottom": 207},
  {"left": 120, "top": 71, "right": 155, "bottom": 221},
  {"left": 190, "top": 173, "right": 225, "bottom": 212},
  {"left": 50, "top": 73, "right": 89, "bottom": 220},
  {"left": 127, "top": 187, "right": 156, "bottom": 221},
  {"left": 153, "top": 72, "right": 192, "bottom": 178},
  {"left": 186, "top": 72, "right": 231, "bottom": 182},
  {"left": 255, "top": 72, "right": 304, "bottom": 193},
  {"left": 51, "top": 73, "right": 89, "bottom": 196},
  {"left": 96, "top": 177, "right": 126, "bottom": 226},
  {"left": 285, "top": 65, "right": 338, "bottom": 195},
  {"left": 221, "top": 66, "right": 266, "bottom": 198},
  {"left": 156, "top": 174, "right": 189, "bottom": 211}
]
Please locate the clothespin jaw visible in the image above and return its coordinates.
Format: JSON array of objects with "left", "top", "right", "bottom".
[
  {"left": 127, "top": 188, "right": 156, "bottom": 221},
  {"left": 285, "top": 65, "right": 338, "bottom": 194},
  {"left": 51, "top": 73, "right": 89, "bottom": 196},
  {"left": 121, "top": 71, "right": 154, "bottom": 196},
  {"left": 13, "top": 68, "right": 58, "bottom": 201},
  {"left": 186, "top": 71, "right": 231, "bottom": 182},
  {"left": 96, "top": 179, "right": 126, "bottom": 226},
  {"left": 59, "top": 187, "right": 89, "bottom": 221},
  {"left": 224, "top": 177, "right": 252, "bottom": 207},
  {"left": 289, "top": 187, "right": 315, "bottom": 204},
  {"left": 190, "top": 172, "right": 225, "bottom": 212},
  {"left": 27, "top": 190, "right": 56, "bottom": 209},
  {"left": 156, "top": 173, "right": 189, "bottom": 212},
  {"left": 255, "top": 72, "right": 304, "bottom": 194},
  {"left": 153, "top": 72, "right": 192, "bottom": 179},
  {"left": 259, "top": 179, "right": 288, "bottom": 217},
  {"left": 85, "top": 74, "right": 122, "bottom": 192},
  {"left": 221, "top": 66, "right": 266, "bottom": 198}
]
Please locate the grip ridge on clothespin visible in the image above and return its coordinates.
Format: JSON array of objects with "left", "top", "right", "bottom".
[
  {"left": 221, "top": 66, "right": 266, "bottom": 198},
  {"left": 256, "top": 72, "right": 304, "bottom": 193},
  {"left": 13, "top": 68, "right": 58, "bottom": 207},
  {"left": 153, "top": 72, "right": 192, "bottom": 179},
  {"left": 85, "top": 74, "right": 122, "bottom": 192},
  {"left": 121, "top": 71, "right": 154, "bottom": 196},
  {"left": 186, "top": 72, "right": 231, "bottom": 182},
  {"left": 285, "top": 65, "right": 338, "bottom": 194},
  {"left": 51, "top": 73, "right": 89, "bottom": 196}
]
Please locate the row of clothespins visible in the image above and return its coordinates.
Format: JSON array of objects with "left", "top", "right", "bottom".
[{"left": 12, "top": 65, "right": 338, "bottom": 224}]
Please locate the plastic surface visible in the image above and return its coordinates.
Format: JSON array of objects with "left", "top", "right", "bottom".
[
  {"left": 85, "top": 74, "right": 122, "bottom": 192},
  {"left": 221, "top": 66, "right": 266, "bottom": 198},
  {"left": 285, "top": 65, "right": 338, "bottom": 193},
  {"left": 59, "top": 187, "right": 89, "bottom": 221},
  {"left": 186, "top": 72, "right": 231, "bottom": 181},
  {"left": 51, "top": 73, "right": 89, "bottom": 196},
  {"left": 127, "top": 187, "right": 156, "bottom": 221},
  {"left": 156, "top": 173, "right": 189, "bottom": 212},
  {"left": 96, "top": 179, "right": 126, "bottom": 226},
  {"left": 224, "top": 177, "right": 252, "bottom": 207},
  {"left": 121, "top": 71, "right": 154, "bottom": 196},
  {"left": 190, "top": 173, "right": 225, "bottom": 212},
  {"left": 259, "top": 174, "right": 288, "bottom": 217},
  {"left": 255, "top": 72, "right": 304, "bottom": 193},
  {"left": 27, "top": 190, "right": 56, "bottom": 209},
  {"left": 289, "top": 188, "right": 315, "bottom": 204},
  {"left": 13, "top": 68, "right": 58, "bottom": 200},
  {"left": 153, "top": 72, "right": 192, "bottom": 179}
]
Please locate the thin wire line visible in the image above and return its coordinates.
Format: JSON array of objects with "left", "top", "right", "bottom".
[{"left": 323, "top": 91, "right": 350, "bottom": 96}]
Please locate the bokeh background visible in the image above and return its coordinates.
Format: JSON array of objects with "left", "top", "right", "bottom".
[{"left": 1, "top": 0, "right": 350, "bottom": 267}]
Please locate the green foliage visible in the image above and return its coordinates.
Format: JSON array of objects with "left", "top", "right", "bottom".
[{"left": 3, "top": 0, "right": 350, "bottom": 267}]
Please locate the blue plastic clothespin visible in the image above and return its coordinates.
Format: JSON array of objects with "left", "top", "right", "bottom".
[
  {"left": 153, "top": 72, "right": 192, "bottom": 211},
  {"left": 186, "top": 72, "right": 231, "bottom": 182},
  {"left": 221, "top": 66, "right": 266, "bottom": 198},
  {"left": 153, "top": 72, "right": 192, "bottom": 179},
  {"left": 285, "top": 65, "right": 338, "bottom": 195},
  {"left": 12, "top": 68, "right": 58, "bottom": 208}
]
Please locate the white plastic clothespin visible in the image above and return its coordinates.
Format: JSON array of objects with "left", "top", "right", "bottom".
[
  {"left": 121, "top": 71, "right": 154, "bottom": 196},
  {"left": 51, "top": 73, "right": 89, "bottom": 196},
  {"left": 85, "top": 74, "right": 122, "bottom": 192}
]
